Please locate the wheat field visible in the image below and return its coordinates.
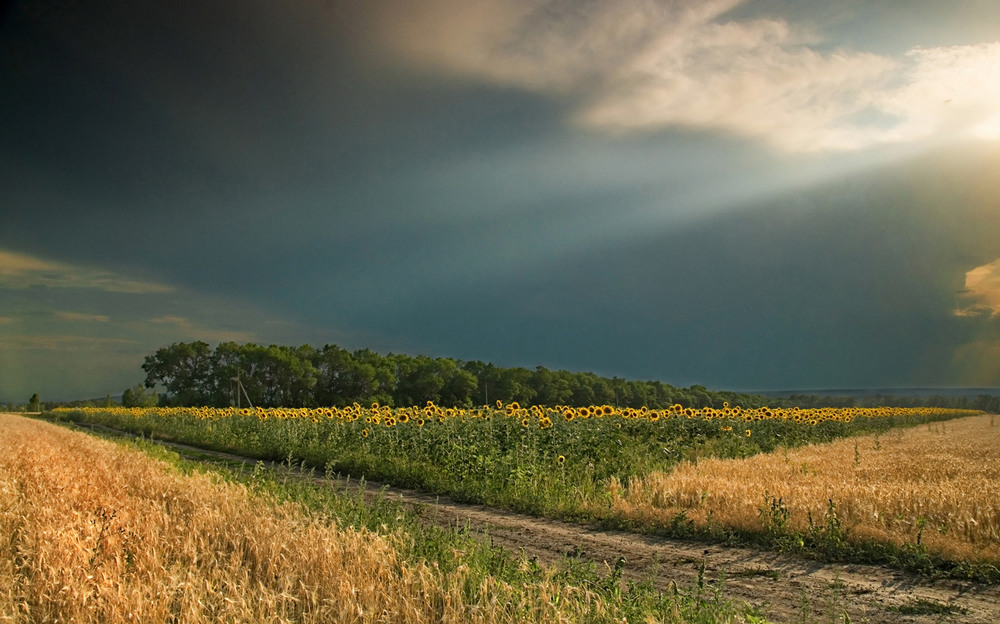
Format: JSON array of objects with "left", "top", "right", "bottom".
[
  {"left": 0, "top": 413, "right": 622, "bottom": 623},
  {"left": 611, "top": 414, "right": 1000, "bottom": 563}
]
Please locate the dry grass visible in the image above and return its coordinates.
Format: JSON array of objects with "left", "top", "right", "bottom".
[
  {"left": 611, "top": 414, "right": 1000, "bottom": 563},
  {"left": 0, "top": 414, "right": 616, "bottom": 623}
]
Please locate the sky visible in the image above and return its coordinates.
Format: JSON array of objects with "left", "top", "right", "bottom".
[{"left": 2, "top": 0, "right": 1000, "bottom": 402}]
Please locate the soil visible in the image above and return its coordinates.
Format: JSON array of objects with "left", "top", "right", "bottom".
[{"left": 70, "top": 421, "right": 1000, "bottom": 624}]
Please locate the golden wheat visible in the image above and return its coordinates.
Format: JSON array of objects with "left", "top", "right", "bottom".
[
  {"left": 611, "top": 414, "right": 1000, "bottom": 563},
  {"left": 0, "top": 414, "right": 621, "bottom": 623}
]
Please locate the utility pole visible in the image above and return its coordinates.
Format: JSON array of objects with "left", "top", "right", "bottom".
[{"left": 231, "top": 375, "right": 253, "bottom": 409}]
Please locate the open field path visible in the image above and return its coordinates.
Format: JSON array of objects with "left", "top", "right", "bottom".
[{"left": 55, "top": 417, "right": 1000, "bottom": 624}]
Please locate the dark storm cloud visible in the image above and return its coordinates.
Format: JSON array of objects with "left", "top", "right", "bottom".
[
  {"left": 2, "top": 1, "right": 1000, "bottom": 401},
  {"left": 342, "top": 142, "right": 1000, "bottom": 389},
  {"left": 0, "top": 0, "right": 566, "bottom": 284}
]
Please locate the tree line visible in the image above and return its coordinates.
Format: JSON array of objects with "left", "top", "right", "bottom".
[
  {"left": 770, "top": 392, "right": 1000, "bottom": 413},
  {"left": 140, "top": 341, "right": 773, "bottom": 410}
]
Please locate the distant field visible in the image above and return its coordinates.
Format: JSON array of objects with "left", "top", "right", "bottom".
[{"left": 613, "top": 413, "right": 1000, "bottom": 565}]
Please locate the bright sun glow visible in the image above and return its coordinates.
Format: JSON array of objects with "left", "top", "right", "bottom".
[{"left": 971, "top": 112, "right": 1000, "bottom": 141}]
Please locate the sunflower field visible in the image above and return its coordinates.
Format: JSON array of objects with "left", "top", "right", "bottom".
[{"left": 53, "top": 402, "right": 978, "bottom": 518}]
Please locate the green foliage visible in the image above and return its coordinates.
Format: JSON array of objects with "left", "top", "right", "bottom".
[
  {"left": 121, "top": 384, "right": 158, "bottom": 408},
  {"left": 140, "top": 341, "right": 773, "bottom": 410}
]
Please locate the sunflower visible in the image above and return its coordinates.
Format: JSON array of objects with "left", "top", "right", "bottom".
[
  {"left": 557, "top": 455, "right": 566, "bottom": 464},
  {"left": 521, "top": 417, "right": 530, "bottom": 428},
  {"left": 362, "top": 428, "right": 370, "bottom": 438},
  {"left": 745, "top": 429, "right": 752, "bottom": 437}
]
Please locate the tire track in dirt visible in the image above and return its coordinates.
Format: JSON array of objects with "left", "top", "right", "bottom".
[{"left": 72, "top": 421, "right": 1000, "bottom": 624}]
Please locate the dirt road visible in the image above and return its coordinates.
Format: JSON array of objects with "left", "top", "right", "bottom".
[{"left": 72, "top": 421, "right": 1000, "bottom": 623}]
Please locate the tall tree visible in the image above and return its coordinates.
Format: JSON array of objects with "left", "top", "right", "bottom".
[
  {"left": 312, "top": 344, "right": 352, "bottom": 406},
  {"left": 142, "top": 341, "right": 214, "bottom": 405},
  {"left": 122, "top": 384, "right": 157, "bottom": 407}
]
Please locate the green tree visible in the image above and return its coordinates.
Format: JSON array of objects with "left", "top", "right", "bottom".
[
  {"left": 531, "top": 367, "right": 572, "bottom": 406},
  {"left": 28, "top": 393, "right": 40, "bottom": 412},
  {"left": 438, "top": 359, "right": 478, "bottom": 407},
  {"left": 312, "top": 344, "right": 353, "bottom": 406},
  {"left": 688, "top": 385, "right": 715, "bottom": 409},
  {"left": 392, "top": 354, "right": 444, "bottom": 406},
  {"left": 316, "top": 347, "right": 397, "bottom": 407},
  {"left": 462, "top": 360, "right": 497, "bottom": 406},
  {"left": 142, "top": 341, "right": 215, "bottom": 405},
  {"left": 236, "top": 344, "right": 318, "bottom": 408},
  {"left": 212, "top": 341, "right": 252, "bottom": 407},
  {"left": 133, "top": 340, "right": 778, "bottom": 410},
  {"left": 122, "top": 384, "right": 158, "bottom": 408}
]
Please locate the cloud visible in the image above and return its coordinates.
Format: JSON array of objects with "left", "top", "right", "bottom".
[
  {"left": 368, "top": 0, "right": 1000, "bottom": 151},
  {"left": 53, "top": 311, "right": 112, "bottom": 323},
  {"left": 874, "top": 44, "right": 1000, "bottom": 146},
  {"left": 955, "top": 258, "right": 1000, "bottom": 317},
  {"left": 0, "top": 335, "right": 139, "bottom": 351},
  {"left": 0, "top": 249, "right": 173, "bottom": 294},
  {"left": 146, "top": 316, "right": 257, "bottom": 343}
]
